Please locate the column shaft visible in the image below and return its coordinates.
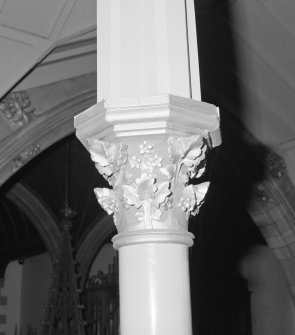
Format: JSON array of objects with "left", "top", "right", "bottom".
[
  {"left": 119, "top": 243, "right": 192, "bottom": 335},
  {"left": 97, "top": 0, "right": 200, "bottom": 100}
]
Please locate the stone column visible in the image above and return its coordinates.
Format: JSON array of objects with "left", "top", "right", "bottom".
[{"left": 75, "top": 1, "right": 221, "bottom": 334}]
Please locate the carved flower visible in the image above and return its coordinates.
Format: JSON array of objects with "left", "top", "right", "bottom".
[
  {"left": 139, "top": 141, "right": 153, "bottom": 154},
  {"left": 131, "top": 141, "right": 163, "bottom": 175},
  {"left": 139, "top": 154, "right": 163, "bottom": 175},
  {"left": 94, "top": 188, "right": 118, "bottom": 215},
  {"left": 163, "top": 197, "right": 173, "bottom": 210},
  {"left": 178, "top": 185, "right": 195, "bottom": 214},
  {"left": 129, "top": 155, "right": 141, "bottom": 168},
  {"left": 179, "top": 197, "right": 195, "bottom": 213},
  {"left": 178, "top": 182, "right": 210, "bottom": 217},
  {"left": 149, "top": 154, "right": 163, "bottom": 167},
  {"left": 87, "top": 139, "right": 128, "bottom": 178}
]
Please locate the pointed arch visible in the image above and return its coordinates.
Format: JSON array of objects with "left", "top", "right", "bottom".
[
  {"left": 76, "top": 214, "right": 116, "bottom": 288},
  {"left": 7, "top": 183, "right": 61, "bottom": 262}
]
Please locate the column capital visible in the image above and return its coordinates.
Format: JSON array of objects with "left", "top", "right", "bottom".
[{"left": 74, "top": 94, "right": 221, "bottom": 246}]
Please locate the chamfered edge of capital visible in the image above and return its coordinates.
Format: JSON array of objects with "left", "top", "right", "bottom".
[{"left": 74, "top": 94, "right": 221, "bottom": 149}]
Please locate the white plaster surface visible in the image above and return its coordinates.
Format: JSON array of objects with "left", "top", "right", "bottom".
[{"left": 119, "top": 243, "right": 192, "bottom": 335}]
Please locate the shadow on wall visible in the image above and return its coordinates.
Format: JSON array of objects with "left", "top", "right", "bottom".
[
  {"left": 0, "top": 254, "right": 52, "bottom": 335},
  {"left": 190, "top": 1, "right": 270, "bottom": 335},
  {"left": 240, "top": 246, "right": 295, "bottom": 335}
]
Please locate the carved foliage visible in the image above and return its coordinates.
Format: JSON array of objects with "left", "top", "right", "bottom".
[
  {"left": 266, "top": 152, "right": 286, "bottom": 179},
  {"left": 253, "top": 183, "right": 272, "bottom": 204},
  {"left": 0, "top": 91, "right": 35, "bottom": 127},
  {"left": 88, "top": 139, "right": 128, "bottom": 187},
  {"left": 88, "top": 136, "right": 210, "bottom": 231},
  {"left": 166, "top": 135, "right": 209, "bottom": 219},
  {"left": 13, "top": 144, "right": 41, "bottom": 171}
]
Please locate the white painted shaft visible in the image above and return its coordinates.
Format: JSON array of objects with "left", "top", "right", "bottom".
[
  {"left": 118, "top": 243, "right": 192, "bottom": 335},
  {"left": 97, "top": 0, "right": 201, "bottom": 101}
]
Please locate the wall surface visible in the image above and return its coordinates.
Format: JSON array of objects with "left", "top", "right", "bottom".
[
  {"left": 0, "top": 261, "right": 22, "bottom": 335},
  {"left": 241, "top": 245, "right": 295, "bottom": 335},
  {"left": 89, "top": 243, "right": 117, "bottom": 276},
  {"left": 20, "top": 253, "right": 52, "bottom": 334}
]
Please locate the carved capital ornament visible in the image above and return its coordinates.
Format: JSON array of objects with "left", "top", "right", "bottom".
[
  {"left": 88, "top": 137, "right": 209, "bottom": 230},
  {"left": 75, "top": 94, "right": 221, "bottom": 247}
]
